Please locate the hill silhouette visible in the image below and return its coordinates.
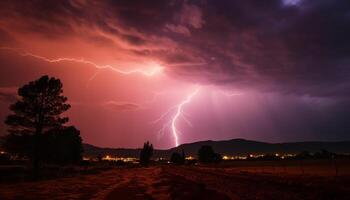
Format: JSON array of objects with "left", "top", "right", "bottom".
[{"left": 83, "top": 138, "right": 350, "bottom": 158}]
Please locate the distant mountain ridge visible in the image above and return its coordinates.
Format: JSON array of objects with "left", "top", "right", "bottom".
[{"left": 83, "top": 138, "right": 350, "bottom": 158}]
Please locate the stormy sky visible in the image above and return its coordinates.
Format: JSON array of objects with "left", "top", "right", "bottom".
[{"left": 0, "top": 0, "right": 350, "bottom": 148}]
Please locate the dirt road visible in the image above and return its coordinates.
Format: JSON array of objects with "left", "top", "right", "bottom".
[{"left": 1, "top": 166, "right": 349, "bottom": 200}]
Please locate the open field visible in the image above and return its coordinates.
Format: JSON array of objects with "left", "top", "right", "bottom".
[
  {"left": 1, "top": 160, "right": 350, "bottom": 200},
  {"left": 210, "top": 159, "right": 350, "bottom": 176}
]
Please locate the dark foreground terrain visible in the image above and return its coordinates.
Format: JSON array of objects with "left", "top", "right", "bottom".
[{"left": 1, "top": 161, "right": 350, "bottom": 200}]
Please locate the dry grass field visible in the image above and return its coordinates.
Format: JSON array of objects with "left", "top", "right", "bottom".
[{"left": 1, "top": 160, "right": 350, "bottom": 200}]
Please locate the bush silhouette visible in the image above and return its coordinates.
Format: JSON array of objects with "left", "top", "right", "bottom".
[
  {"left": 260, "top": 154, "right": 280, "bottom": 161},
  {"left": 0, "top": 152, "right": 10, "bottom": 162},
  {"left": 314, "top": 149, "right": 335, "bottom": 159},
  {"left": 139, "top": 141, "right": 153, "bottom": 166},
  {"left": 198, "top": 145, "right": 222, "bottom": 163},
  {"left": 170, "top": 150, "right": 185, "bottom": 164},
  {"left": 295, "top": 151, "right": 312, "bottom": 160},
  {"left": 4, "top": 75, "right": 82, "bottom": 168},
  {"left": 44, "top": 126, "right": 83, "bottom": 164}
]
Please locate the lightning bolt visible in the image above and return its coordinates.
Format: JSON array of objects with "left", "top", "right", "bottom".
[
  {"left": 153, "top": 87, "right": 243, "bottom": 147},
  {"left": 171, "top": 87, "right": 200, "bottom": 146},
  {"left": 151, "top": 87, "right": 200, "bottom": 147},
  {"left": 0, "top": 47, "right": 163, "bottom": 76}
]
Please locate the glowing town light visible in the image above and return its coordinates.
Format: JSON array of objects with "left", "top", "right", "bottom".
[
  {"left": 0, "top": 47, "right": 163, "bottom": 76},
  {"left": 171, "top": 87, "right": 200, "bottom": 147},
  {"left": 185, "top": 156, "right": 195, "bottom": 160}
]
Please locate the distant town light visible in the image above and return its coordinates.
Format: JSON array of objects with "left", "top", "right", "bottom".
[
  {"left": 83, "top": 156, "right": 90, "bottom": 161},
  {"left": 101, "top": 155, "right": 138, "bottom": 163},
  {"left": 185, "top": 156, "right": 195, "bottom": 160}
]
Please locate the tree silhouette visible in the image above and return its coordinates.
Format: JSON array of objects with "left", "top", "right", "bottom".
[
  {"left": 139, "top": 141, "right": 153, "bottom": 166},
  {"left": 198, "top": 145, "right": 222, "bottom": 163},
  {"left": 4, "top": 75, "right": 82, "bottom": 167}
]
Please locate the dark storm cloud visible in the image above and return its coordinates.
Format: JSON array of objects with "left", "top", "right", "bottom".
[
  {"left": 0, "top": 0, "right": 151, "bottom": 46},
  {"left": 0, "top": 0, "right": 83, "bottom": 38},
  {"left": 105, "top": 0, "right": 180, "bottom": 33},
  {"left": 170, "top": 0, "right": 350, "bottom": 97},
  {"left": 98, "top": 0, "right": 350, "bottom": 98},
  {"left": 0, "top": 0, "right": 349, "bottom": 96}
]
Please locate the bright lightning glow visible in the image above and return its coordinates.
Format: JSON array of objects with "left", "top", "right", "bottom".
[
  {"left": 0, "top": 47, "right": 163, "bottom": 76},
  {"left": 171, "top": 87, "right": 200, "bottom": 147}
]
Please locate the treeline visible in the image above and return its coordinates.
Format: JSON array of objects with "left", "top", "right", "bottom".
[
  {"left": 168, "top": 145, "right": 223, "bottom": 165},
  {"left": 166, "top": 147, "right": 349, "bottom": 165}
]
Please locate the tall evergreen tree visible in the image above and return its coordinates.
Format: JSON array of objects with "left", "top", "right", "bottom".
[
  {"left": 139, "top": 141, "right": 153, "bottom": 166},
  {"left": 4, "top": 75, "right": 81, "bottom": 167}
]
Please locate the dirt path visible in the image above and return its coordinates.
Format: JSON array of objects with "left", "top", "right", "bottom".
[
  {"left": 1, "top": 166, "right": 349, "bottom": 200},
  {"left": 100, "top": 167, "right": 165, "bottom": 200},
  {"left": 100, "top": 167, "right": 229, "bottom": 200}
]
